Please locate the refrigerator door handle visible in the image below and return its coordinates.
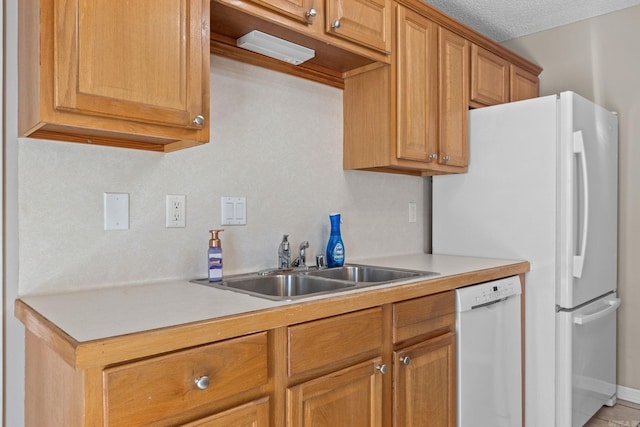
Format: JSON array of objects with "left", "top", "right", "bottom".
[
  {"left": 573, "top": 298, "right": 621, "bottom": 325},
  {"left": 573, "top": 130, "right": 589, "bottom": 278}
]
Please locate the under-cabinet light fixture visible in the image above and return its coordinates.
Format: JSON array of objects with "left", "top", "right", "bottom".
[{"left": 236, "top": 30, "right": 315, "bottom": 66}]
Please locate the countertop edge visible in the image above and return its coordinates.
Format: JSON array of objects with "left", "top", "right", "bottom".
[{"left": 15, "top": 259, "right": 530, "bottom": 369}]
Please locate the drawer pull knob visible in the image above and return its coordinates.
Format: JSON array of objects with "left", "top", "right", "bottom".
[
  {"left": 400, "top": 356, "right": 411, "bottom": 365},
  {"left": 376, "top": 364, "right": 388, "bottom": 375},
  {"left": 193, "top": 114, "right": 205, "bottom": 126},
  {"left": 194, "top": 376, "right": 210, "bottom": 390},
  {"left": 306, "top": 8, "right": 317, "bottom": 20},
  {"left": 331, "top": 20, "right": 341, "bottom": 29}
]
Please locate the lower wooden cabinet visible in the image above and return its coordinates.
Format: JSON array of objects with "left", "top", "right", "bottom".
[
  {"left": 182, "top": 397, "right": 270, "bottom": 427},
  {"left": 393, "top": 333, "right": 456, "bottom": 426},
  {"left": 287, "top": 358, "right": 384, "bottom": 427}
]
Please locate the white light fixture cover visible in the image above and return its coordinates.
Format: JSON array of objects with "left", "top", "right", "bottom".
[{"left": 236, "top": 30, "right": 315, "bottom": 66}]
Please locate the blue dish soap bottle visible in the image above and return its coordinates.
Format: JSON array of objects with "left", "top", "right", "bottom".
[
  {"left": 326, "top": 213, "right": 345, "bottom": 267},
  {"left": 208, "top": 229, "right": 224, "bottom": 282}
]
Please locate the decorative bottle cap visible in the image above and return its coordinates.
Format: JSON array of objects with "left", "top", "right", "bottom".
[{"left": 209, "top": 229, "right": 224, "bottom": 248}]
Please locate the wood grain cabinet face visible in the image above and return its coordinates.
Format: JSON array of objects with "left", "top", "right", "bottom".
[
  {"left": 510, "top": 65, "right": 540, "bottom": 101},
  {"left": 244, "top": 0, "right": 318, "bottom": 24},
  {"left": 182, "top": 397, "right": 270, "bottom": 427},
  {"left": 438, "top": 27, "right": 469, "bottom": 168},
  {"left": 395, "top": 5, "right": 439, "bottom": 163},
  {"left": 470, "top": 44, "right": 510, "bottom": 106},
  {"left": 393, "top": 333, "right": 456, "bottom": 427},
  {"left": 19, "top": 0, "right": 210, "bottom": 152},
  {"left": 326, "top": 0, "right": 392, "bottom": 53},
  {"left": 287, "top": 358, "right": 384, "bottom": 427},
  {"left": 103, "top": 333, "right": 268, "bottom": 427}
]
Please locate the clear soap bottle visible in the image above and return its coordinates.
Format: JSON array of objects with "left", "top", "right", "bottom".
[{"left": 208, "top": 229, "right": 224, "bottom": 282}]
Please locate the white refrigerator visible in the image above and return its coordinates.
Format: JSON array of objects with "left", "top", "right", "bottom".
[{"left": 432, "top": 92, "right": 620, "bottom": 427}]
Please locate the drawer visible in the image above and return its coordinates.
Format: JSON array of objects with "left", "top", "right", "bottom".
[
  {"left": 104, "top": 332, "right": 268, "bottom": 427},
  {"left": 393, "top": 291, "right": 454, "bottom": 343},
  {"left": 288, "top": 307, "right": 383, "bottom": 377}
]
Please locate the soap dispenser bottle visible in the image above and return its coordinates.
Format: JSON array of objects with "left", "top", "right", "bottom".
[
  {"left": 326, "top": 213, "right": 345, "bottom": 267},
  {"left": 208, "top": 229, "right": 224, "bottom": 282}
]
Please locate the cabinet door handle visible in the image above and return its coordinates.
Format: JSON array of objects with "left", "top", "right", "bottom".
[
  {"left": 376, "top": 364, "right": 388, "bottom": 375},
  {"left": 331, "top": 20, "right": 341, "bottom": 29},
  {"left": 399, "top": 356, "right": 411, "bottom": 365},
  {"left": 428, "top": 153, "right": 438, "bottom": 161},
  {"left": 192, "top": 114, "right": 205, "bottom": 126},
  {"left": 442, "top": 155, "right": 451, "bottom": 162},
  {"left": 194, "top": 375, "right": 210, "bottom": 390},
  {"left": 306, "top": 8, "right": 317, "bottom": 21}
]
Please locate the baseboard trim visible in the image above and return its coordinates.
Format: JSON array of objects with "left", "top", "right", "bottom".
[{"left": 617, "top": 385, "right": 640, "bottom": 404}]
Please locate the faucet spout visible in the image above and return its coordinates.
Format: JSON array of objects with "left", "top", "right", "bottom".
[{"left": 293, "top": 240, "right": 310, "bottom": 268}]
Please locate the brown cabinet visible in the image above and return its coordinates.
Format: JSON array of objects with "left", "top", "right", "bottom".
[
  {"left": 510, "top": 65, "right": 540, "bottom": 102},
  {"left": 393, "top": 334, "right": 456, "bottom": 427},
  {"left": 19, "top": 0, "right": 210, "bottom": 152},
  {"left": 183, "top": 397, "right": 270, "bottom": 427},
  {"left": 325, "top": 0, "right": 392, "bottom": 53},
  {"left": 392, "top": 292, "right": 456, "bottom": 426},
  {"left": 470, "top": 43, "right": 540, "bottom": 107},
  {"left": 104, "top": 333, "right": 269, "bottom": 426},
  {"left": 344, "top": 2, "right": 469, "bottom": 176},
  {"left": 287, "top": 358, "right": 384, "bottom": 427}
]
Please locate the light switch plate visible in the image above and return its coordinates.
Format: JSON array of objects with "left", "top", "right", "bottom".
[
  {"left": 221, "top": 197, "right": 247, "bottom": 225},
  {"left": 104, "top": 193, "right": 129, "bottom": 230}
]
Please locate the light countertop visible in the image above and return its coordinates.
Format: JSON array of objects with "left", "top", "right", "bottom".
[{"left": 18, "top": 254, "right": 527, "bottom": 344}]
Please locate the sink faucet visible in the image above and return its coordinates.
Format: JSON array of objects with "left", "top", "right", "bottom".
[
  {"left": 278, "top": 235, "right": 291, "bottom": 269},
  {"left": 293, "top": 241, "right": 309, "bottom": 268}
]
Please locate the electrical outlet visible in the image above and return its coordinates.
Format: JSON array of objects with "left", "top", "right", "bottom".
[
  {"left": 166, "top": 195, "right": 186, "bottom": 228},
  {"left": 408, "top": 202, "right": 417, "bottom": 223}
]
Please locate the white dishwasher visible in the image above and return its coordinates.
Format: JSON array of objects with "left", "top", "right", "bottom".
[{"left": 456, "top": 275, "right": 522, "bottom": 427}]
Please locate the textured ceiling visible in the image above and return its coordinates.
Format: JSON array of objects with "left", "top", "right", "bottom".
[{"left": 423, "top": 0, "right": 640, "bottom": 41}]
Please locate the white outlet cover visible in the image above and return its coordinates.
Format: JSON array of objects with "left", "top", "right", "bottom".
[
  {"left": 408, "top": 202, "right": 417, "bottom": 223},
  {"left": 221, "top": 197, "right": 247, "bottom": 225},
  {"left": 166, "top": 195, "right": 186, "bottom": 228},
  {"left": 104, "top": 193, "right": 129, "bottom": 230}
]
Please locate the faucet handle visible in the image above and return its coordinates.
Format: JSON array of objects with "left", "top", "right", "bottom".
[{"left": 299, "top": 240, "right": 309, "bottom": 250}]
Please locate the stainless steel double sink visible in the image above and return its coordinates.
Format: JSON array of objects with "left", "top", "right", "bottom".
[{"left": 191, "top": 264, "right": 438, "bottom": 301}]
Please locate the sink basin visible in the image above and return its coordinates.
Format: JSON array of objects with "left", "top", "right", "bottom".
[
  {"left": 191, "top": 264, "right": 438, "bottom": 301},
  {"left": 305, "top": 265, "right": 434, "bottom": 283},
  {"left": 192, "top": 274, "right": 355, "bottom": 301}
]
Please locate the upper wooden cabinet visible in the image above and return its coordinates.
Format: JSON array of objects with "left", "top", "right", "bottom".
[
  {"left": 19, "top": 0, "right": 210, "bottom": 152},
  {"left": 470, "top": 43, "right": 539, "bottom": 107},
  {"left": 510, "top": 65, "right": 540, "bottom": 102},
  {"left": 470, "top": 44, "right": 510, "bottom": 106},
  {"left": 325, "top": 0, "right": 391, "bottom": 53},
  {"left": 343, "top": 2, "right": 469, "bottom": 176}
]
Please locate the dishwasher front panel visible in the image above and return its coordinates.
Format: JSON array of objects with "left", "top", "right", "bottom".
[{"left": 456, "top": 276, "right": 522, "bottom": 427}]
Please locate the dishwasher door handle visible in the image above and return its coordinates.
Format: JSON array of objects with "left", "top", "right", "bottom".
[{"left": 573, "top": 298, "right": 621, "bottom": 325}]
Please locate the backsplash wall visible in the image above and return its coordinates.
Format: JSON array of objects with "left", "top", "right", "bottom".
[{"left": 18, "top": 55, "right": 426, "bottom": 295}]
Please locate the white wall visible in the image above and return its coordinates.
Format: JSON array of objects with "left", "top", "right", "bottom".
[
  {"left": 502, "top": 4, "right": 640, "bottom": 393},
  {"left": 6, "top": 5, "right": 426, "bottom": 424},
  {"left": 17, "top": 55, "right": 425, "bottom": 294}
]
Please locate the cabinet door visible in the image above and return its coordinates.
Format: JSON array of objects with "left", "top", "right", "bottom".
[
  {"left": 182, "top": 397, "right": 270, "bottom": 427},
  {"left": 470, "top": 44, "right": 509, "bottom": 106},
  {"left": 245, "top": 0, "right": 318, "bottom": 24},
  {"left": 54, "top": 0, "right": 207, "bottom": 131},
  {"left": 395, "top": 5, "right": 438, "bottom": 163},
  {"left": 438, "top": 27, "right": 469, "bottom": 168},
  {"left": 393, "top": 333, "right": 456, "bottom": 427},
  {"left": 510, "top": 65, "right": 540, "bottom": 101},
  {"left": 287, "top": 358, "right": 384, "bottom": 427},
  {"left": 326, "top": 0, "right": 391, "bottom": 53}
]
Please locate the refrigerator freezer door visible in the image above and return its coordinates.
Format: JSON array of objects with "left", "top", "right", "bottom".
[
  {"left": 556, "top": 293, "right": 619, "bottom": 426},
  {"left": 557, "top": 92, "right": 618, "bottom": 309}
]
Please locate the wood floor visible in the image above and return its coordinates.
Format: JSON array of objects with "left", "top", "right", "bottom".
[{"left": 584, "top": 400, "right": 640, "bottom": 426}]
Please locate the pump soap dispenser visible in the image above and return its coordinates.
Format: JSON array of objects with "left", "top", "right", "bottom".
[{"left": 208, "top": 229, "right": 224, "bottom": 282}]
